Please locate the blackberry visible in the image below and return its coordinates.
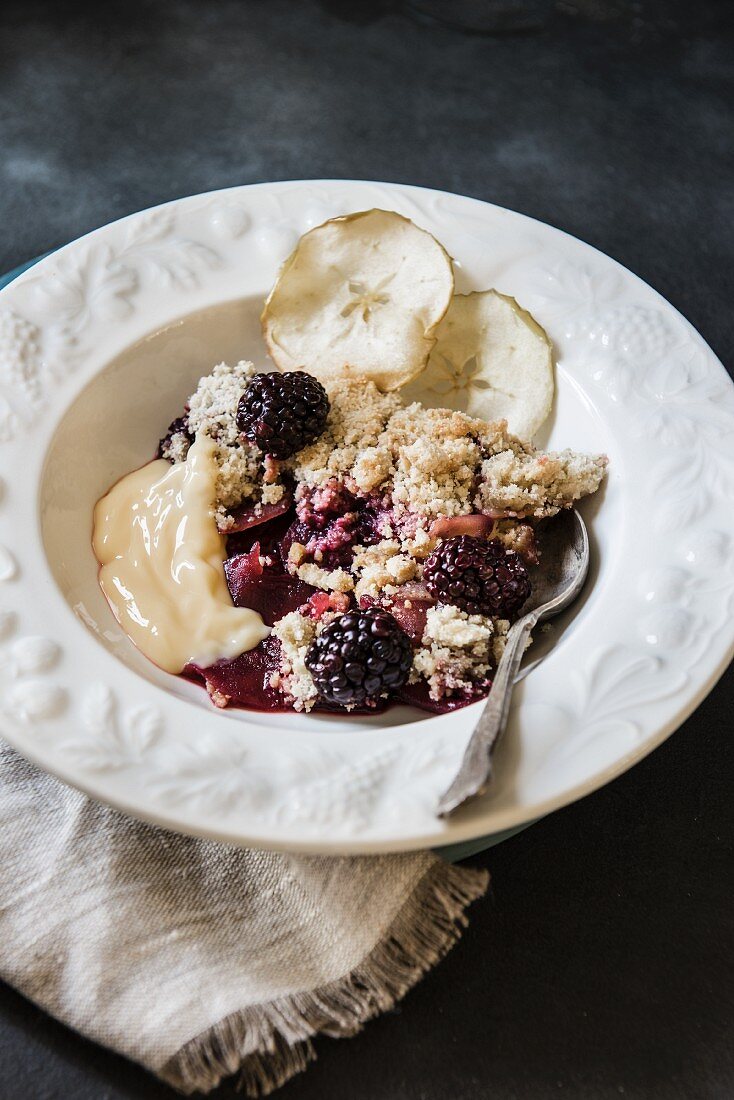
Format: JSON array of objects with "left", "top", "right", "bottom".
[
  {"left": 305, "top": 607, "right": 413, "bottom": 707},
  {"left": 236, "top": 371, "right": 329, "bottom": 459},
  {"left": 424, "top": 535, "right": 530, "bottom": 619}
]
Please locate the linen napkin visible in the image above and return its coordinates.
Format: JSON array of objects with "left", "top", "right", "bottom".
[{"left": 0, "top": 741, "right": 488, "bottom": 1095}]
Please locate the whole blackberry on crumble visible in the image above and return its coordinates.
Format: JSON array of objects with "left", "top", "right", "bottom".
[
  {"left": 305, "top": 607, "right": 413, "bottom": 707},
  {"left": 236, "top": 371, "right": 329, "bottom": 459},
  {"left": 424, "top": 535, "right": 530, "bottom": 619}
]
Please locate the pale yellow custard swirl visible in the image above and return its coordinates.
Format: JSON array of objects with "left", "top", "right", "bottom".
[{"left": 93, "top": 435, "right": 269, "bottom": 673}]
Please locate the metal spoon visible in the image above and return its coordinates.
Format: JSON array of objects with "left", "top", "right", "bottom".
[{"left": 437, "top": 509, "right": 590, "bottom": 817}]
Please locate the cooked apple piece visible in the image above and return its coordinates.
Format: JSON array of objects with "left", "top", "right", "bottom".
[
  {"left": 261, "top": 209, "right": 454, "bottom": 391},
  {"left": 403, "top": 289, "right": 554, "bottom": 439}
]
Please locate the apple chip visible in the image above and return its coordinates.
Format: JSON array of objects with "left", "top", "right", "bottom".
[
  {"left": 261, "top": 209, "right": 454, "bottom": 391},
  {"left": 402, "top": 289, "right": 554, "bottom": 438}
]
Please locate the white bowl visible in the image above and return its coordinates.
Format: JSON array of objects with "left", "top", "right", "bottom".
[{"left": 0, "top": 180, "right": 732, "bottom": 853}]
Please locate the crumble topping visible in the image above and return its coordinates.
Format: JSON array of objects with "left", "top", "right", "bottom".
[
  {"left": 295, "top": 563, "right": 354, "bottom": 593},
  {"left": 165, "top": 362, "right": 606, "bottom": 533},
  {"left": 476, "top": 449, "right": 608, "bottom": 517},
  {"left": 494, "top": 520, "right": 539, "bottom": 564},
  {"left": 187, "top": 359, "right": 255, "bottom": 446},
  {"left": 399, "top": 524, "right": 433, "bottom": 560},
  {"left": 186, "top": 360, "right": 262, "bottom": 513},
  {"left": 160, "top": 360, "right": 606, "bottom": 710},
  {"left": 412, "top": 605, "right": 494, "bottom": 701},
  {"left": 262, "top": 482, "right": 286, "bottom": 505},
  {"left": 206, "top": 683, "right": 231, "bottom": 709},
  {"left": 291, "top": 383, "right": 605, "bottom": 523},
  {"left": 407, "top": 606, "right": 520, "bottom": 701},
  {"left": 385, "top": 553, "right": 416, "bottom": 583},
  {"left": 423, "top": 604, "right": 494, "bottom": 649},
  {"left": 352, "top": 540, "right": 418, "bottom": 602},
  {"left": 271, "top": 612, "right": 318, "bottom": 711},
  {"left": 290, "top": 381, "right": 401, "bottom": 491},
  {"left": 381, "top": 405, "right": 484, "bottom": 518},
  {"left": 490, "top": 618, "right": 513, "bottom": 664},
  {"left": 160, "top": 429, "right": 191, "bottom": 465}
]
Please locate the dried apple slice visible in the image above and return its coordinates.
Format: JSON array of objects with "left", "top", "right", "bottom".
[
  {"left": 402, "top": 289, "right": 554, "bottom": 439},
  {"left": 261, "top": 209, "right": 454, "bottom": 391}
]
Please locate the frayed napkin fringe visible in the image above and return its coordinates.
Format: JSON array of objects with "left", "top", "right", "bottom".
[{"left": 162, "top": 859, "right": 488, "bottom": 1096}]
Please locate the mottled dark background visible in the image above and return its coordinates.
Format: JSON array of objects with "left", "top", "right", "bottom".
[{"left": 0, "top": 1, "right": 732, "bottom": 1097}]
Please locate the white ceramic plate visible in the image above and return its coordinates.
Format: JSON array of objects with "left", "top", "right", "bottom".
[{"left": 0, "top": 180, "right": 732, "bottom": 854}]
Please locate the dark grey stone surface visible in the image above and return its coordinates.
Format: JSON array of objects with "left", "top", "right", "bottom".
[{"left": 0, "top": 1, "right": 732, "bottom": 1097}]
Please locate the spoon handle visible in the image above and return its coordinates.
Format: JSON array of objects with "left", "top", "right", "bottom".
[{"left": 437, "top": 610, "right": 538, "bottom": 817}]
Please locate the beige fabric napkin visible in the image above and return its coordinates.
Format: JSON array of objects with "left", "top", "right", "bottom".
[{"left": 0, "top": 742, "right": 488, "bottom": 1095}]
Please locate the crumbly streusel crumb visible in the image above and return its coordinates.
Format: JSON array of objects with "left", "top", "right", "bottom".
[
  {"left": 475, "top": 449, "right": 608, "bottom": 517},
  {"left": 206, "top": 682, "right": 231, "bottom": 709},
  {"left": 423, "top": 604, "right": 494, "bottom": 649},
  {"left": 295, "top": 563, "right": 355, "bottom": 593},
  {"left": 352, "top": 540, "right": 417, "bottom": 601},
  {"left": 293, "top": 389, "right": 491, "bottom": 518},
  {"left": 272, "top": 611, "right": 318, "bottom": 711},
  {"left": 412, "top": 604, "right": 494, "bottom": 701},
  {"left": 184, "top": 360, "right": 265, "bottom": 509},
  {"left": 398, "top": 523, "right": 434, "bottom": 560},
  {"left": 187, "top": 360, "right": 255, "bottom": 446},
  {"left": 391, "top": 435, "right": 480, "bottom": 518},
  {"left": 491, "top": 618, "right": 512, "bottom": 664},
  {"left": 289, "top": 380, "right": 401, "bottom": 490},
  {"left": 261, "top": 482, "right": 285, "bottom": 505},
  {"left": 160, "top": 430, "right": 191, "bottom": 464},
  {"left": 494, "top": 519, "right": 539, "bottom": 564}
]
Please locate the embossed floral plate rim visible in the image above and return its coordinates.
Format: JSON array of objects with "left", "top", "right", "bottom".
[{"left": 0, "top": 180, "right": 732, "bottom": 854}]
